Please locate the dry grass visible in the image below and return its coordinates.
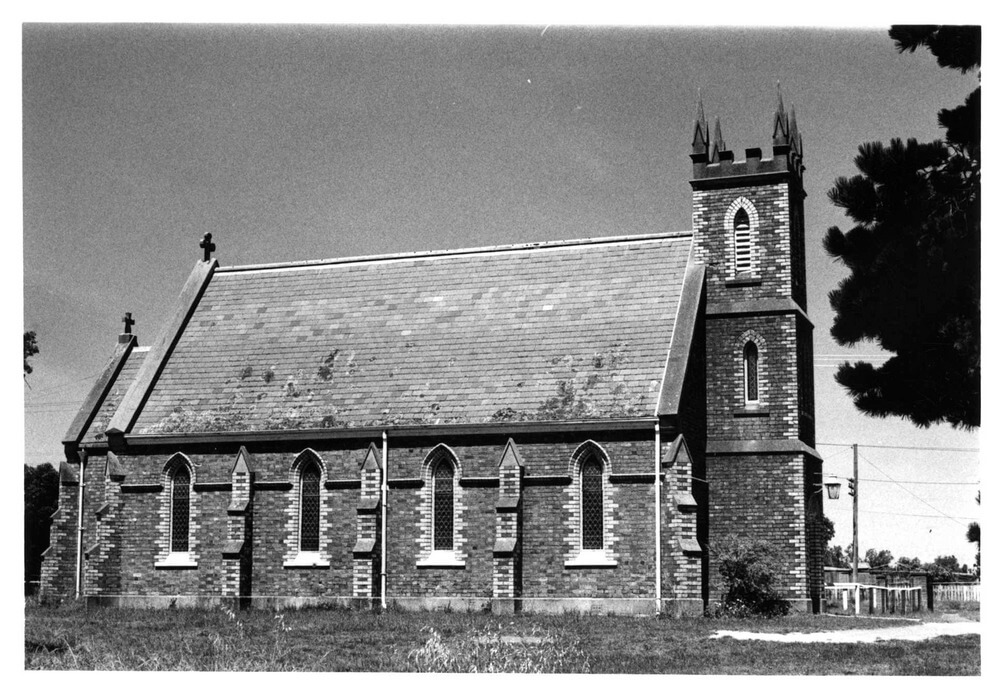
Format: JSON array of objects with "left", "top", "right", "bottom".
[{"left": 24, "top": 600, "right": 979, "bottom": 674}]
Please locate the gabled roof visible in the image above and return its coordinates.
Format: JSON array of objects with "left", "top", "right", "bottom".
[
  {"left": 81, "top": 348, "right": 149, "bottom": 443},
  {"left": 96, "top": 233, "right": 700, "bottom": 436},
  {"left": 63, "top": 335, "right": 149, "bottom": 446}
]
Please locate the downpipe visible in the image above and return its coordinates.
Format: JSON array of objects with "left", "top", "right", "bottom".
[
  {"left": 75, "top": 449, "right": 87, "bottom": 600},
  {"left": 381, "top": 430, "right": 388, "bottom": 610},
  {"left": 654, "top": 423, "right": 661, "bottom": 615}
]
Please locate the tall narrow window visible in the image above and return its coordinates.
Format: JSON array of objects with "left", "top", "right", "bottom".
[
  {"left": 581, "top": 458, "right": 604, "bottom": 550},
  {"left": 170, "top": 467, "right": 190, "bottom": 553},
  {"left": 433, "top": 461, "right": 454, "bottom": 551},
  {"left": 734, "top": 207, "right": 752, "bottom": 273},
  {"left": 299, "top": 462, "right": 321, "bottom": 552},
  {"left": 744, "top": 341, "right": 759, "bottom": 404}
]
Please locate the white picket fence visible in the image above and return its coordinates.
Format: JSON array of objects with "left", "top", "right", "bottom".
[
  {"left": 934, "top": 582, "right": 980, "bottom": 602},
  {"left": 824, "top": 583, "right": 923, "bottom": 615}
]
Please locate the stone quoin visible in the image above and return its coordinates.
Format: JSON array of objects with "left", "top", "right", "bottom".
[{"left": 41, "top": 90, "right": 824, "bottom": 615}]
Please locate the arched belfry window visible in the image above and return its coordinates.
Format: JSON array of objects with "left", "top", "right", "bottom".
[
  {"left": 170, "top": 466, "right": 190, "bottom": 553},
  {"left": 299, "top": 460, "right": 321, "bottom": 552},
  {"left": 744, "top": 341, "right": 760, "bottom": 404},
  {"left": 432, "top": 460, "right": 455, "bottom": 551},
  {"left": 581, "top": 457, "right": 604, "bottom": 550},
  {"left": 734, "top": 207, "right": 752, "bottom": 273}
]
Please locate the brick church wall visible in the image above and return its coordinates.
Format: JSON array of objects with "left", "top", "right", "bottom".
[
  {"left": 692, "top": 183, "right": 793, "bottom": 304},
  {"left": 47, "top": 431, "right": 691, "bottom": 612},
  {"left": 706, "top": 452, "right": 810, "bottom": 602}
]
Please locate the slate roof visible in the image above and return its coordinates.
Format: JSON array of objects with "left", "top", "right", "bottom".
[
  {"left": 82, "top": 347, "right": 149, "bottom": 443},
  {"left": 115, "top": 233, "right": 695, "bottom": 435}
]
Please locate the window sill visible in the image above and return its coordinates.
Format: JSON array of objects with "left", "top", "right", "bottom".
[
  {"left": 417, "top": 551, "right": 466, "bottom": 569},
  {"left": 155, "top": 552, "right": 198, "bottom": 570},
  {"left": 565, "top": 551, "right": 618, "bottom": 569},
  {"left": 283, "top": 552, "right": 330, "bottom": 569}
]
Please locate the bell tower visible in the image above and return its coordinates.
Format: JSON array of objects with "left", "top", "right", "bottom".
[{"left": 690, "top": 87, "right": 823, "bottom": 612}]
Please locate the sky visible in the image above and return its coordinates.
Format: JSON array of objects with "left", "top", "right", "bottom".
[{"left": 19, "top": 20, "right": 982, "bottom": 567}]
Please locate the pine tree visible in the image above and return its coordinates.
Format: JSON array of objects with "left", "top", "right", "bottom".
[{"left": 824, "top": 26, "right": 980, "bottom": 429}]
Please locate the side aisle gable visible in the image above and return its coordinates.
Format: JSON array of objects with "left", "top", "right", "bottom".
[
  {"left": 656, "top": 261, "right": 706, "bottom": 417},
  {"left": 106, "top": 258, "right": 218, "bottom": 435},
  {"left": 62, "top": 335, "right": 138, "bottom": 450}
]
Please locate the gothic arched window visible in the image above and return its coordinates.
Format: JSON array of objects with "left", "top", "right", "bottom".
[
  {"left": 744, "top": 341, "right": 760, "bottom": 404},
  {"left": 299, "top": 460, "right": 321, "bottom": 552},
  {"left": 432, "top": 460, "right": 455, "bottom": 551},
  {"left": 170, "top": 466, "right": 191, "bottom": 553},
  {"left": 734, "top": 207, "right": 752, "bottom": 274},
  {"left": 581, "top": 457, "right": 604, "bottom": 550}
]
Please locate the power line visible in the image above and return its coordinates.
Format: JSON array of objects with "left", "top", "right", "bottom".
[
  {"left": 850, "top": 509, "right": 979, "bottom": 521},
  {"left": 23, "top": 370, "right": 105, "bottom": 398},
  {"left": 817, "top": 442, "right": 979, "bottom": 453},
  {"left": 858, "top": 452, "right": 967, "bottom": 528},
  {"left": 859, "top": 478, "right": 978, "bottom": 486}
]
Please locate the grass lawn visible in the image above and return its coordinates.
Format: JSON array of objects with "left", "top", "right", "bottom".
[{"left": 24, "top": 601, "right": 979, "bottom": 674}]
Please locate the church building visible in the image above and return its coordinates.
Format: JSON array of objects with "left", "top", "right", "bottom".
[{"left": 41, "top": 94, "right": 825, "bottom": 615}]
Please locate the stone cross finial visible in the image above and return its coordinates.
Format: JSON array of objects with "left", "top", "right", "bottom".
[
  {"left": 122, "top": 312, "right": 134, "bottom": 334},
  {"left": 200, "top": 233, "right": 216, "bottom": 262}
]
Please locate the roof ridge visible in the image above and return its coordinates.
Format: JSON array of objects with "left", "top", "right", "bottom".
[{"left": 216, "top": 231, "right": 693, "bottom": 274}]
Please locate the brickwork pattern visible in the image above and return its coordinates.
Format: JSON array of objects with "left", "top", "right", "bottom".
[
  {"left": 662, "top": 438, "right": 701, "bottom": 600},
  {"left": 694, "top": 146, "right": 816, "bottom": 608},
  {"left": 804, "top": 456, "right": 826, "bottom": 605},
  {"left": 692, "top": 183, "right": 792, "bottom": 304},
  {"left": 723, "top": 197, "right": 762, "bottom": 278},
  {"left": 40, "top": 478, "right": 78, "bottom": 601},
  {"left": 675, "top": 313, "right": 709, "bottom": 603},
  {"left": 706, "top": 316, "right": 800, "bottom": 440},
  {"left": 797, "top": 318, "right": 817, "bottom": 447},
  {"left": 222, "top": 455, "right": 253, "bottom": 600},
  {"left": 89, "top": 467, "right": 124, "bottom": 596},
  {"left": 492, "top": 447, "right": 523, "bottom": 608},
  {"left": 79, "top": 459, "right": 104, "bottom": 597},
  {"left": 352, "top": 451, "right": 382, "bottom": 602},
  {"left": 42, "top": 431, "right": 702, "bottom": 609},
  {"left": 789, "top": 189, "right": 808, "bottom": 309},
  {"left": 706, "top": 453, "right": 809, "bottom": 602}
]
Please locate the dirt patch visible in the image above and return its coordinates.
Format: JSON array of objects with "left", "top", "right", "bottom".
[{"left": 710, "top": 621, "right": 980, "bottom": 643}]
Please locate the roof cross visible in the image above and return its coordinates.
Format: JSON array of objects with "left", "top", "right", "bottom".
[
  {"left": 200, "top": 233, "right": 216, "bottom": 262},
  {"left": 119, "top": 311, "right": 135, "bottom": 344}
]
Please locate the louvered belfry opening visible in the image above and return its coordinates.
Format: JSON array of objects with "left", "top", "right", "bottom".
[
  {"left": 581, "top": 457, "right": 604, "bottom": 550},
  {"left": 734, "top": 207, "right": 752, "bottom": 273},
  {"left": 433, "top": 461, "right": 455, "bottom": 551},
  {"left": 744, "top": 341, "right": 759, "bottom": 402},
  {"left": 171, "top": 467, "right": 190, "bottom": 552},
  {"left": 300, "top": 462, "right": 321, "bottom": 552}
]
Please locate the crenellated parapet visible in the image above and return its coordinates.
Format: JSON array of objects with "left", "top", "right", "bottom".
[{"left": 691, "top": 84, "right": 805, "bottom": 188}]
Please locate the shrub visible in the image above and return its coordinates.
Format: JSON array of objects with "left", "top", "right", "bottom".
[{"left": 712, "top": 536, "right": 791, "bottom": 618}]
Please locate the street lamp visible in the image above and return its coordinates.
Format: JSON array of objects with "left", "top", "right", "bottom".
[{"left": 826, "top": 444, "right": 860, "bottom": 583}]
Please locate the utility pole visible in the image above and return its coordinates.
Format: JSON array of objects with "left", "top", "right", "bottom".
[{"left": 852, "top": 443, "right": 859, "bottom": 584}]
